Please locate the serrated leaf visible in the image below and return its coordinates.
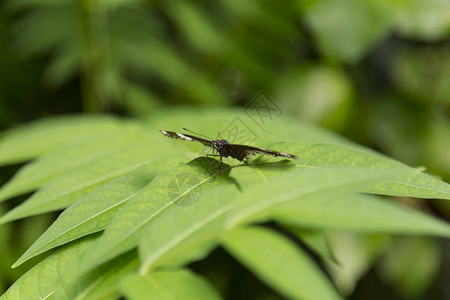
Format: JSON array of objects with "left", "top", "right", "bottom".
[
  {"left": 138, "top": 168, "right": 402, "bottom": 275},
  {"left": 0, "top": 140, "right": 182, "bottom": 224},
  {"left": 74, "top": 158, "right": 235, "bottom": 276},
  {"left": 0, "top": 124, "right": 148, "bottom": 202},
  {"left": 12, "top": 165, "right": 156, "bottom": 268},
  {"left": 272, "top": 192, "right": 450, "bottom": 237},
  {"left": 226, "top": 168, "right": 407, "bottom": 228},
  {"left": 0, "top": 115, "right": 122, "bottom": 166},
  {"left": 2, "top": 110, "right": 450, "bottom": 300},
  {"left": 222, "top": 226, "right": 343, "bottom": 300},
  {"left": 120, "top": 269, "right": 222, "bottom": 300},
  {"left": 272, "top": 143, "right": 450, "bottom": 200},
  {"left": 0, "top": 235, "right": 97, "bottom": 300}
]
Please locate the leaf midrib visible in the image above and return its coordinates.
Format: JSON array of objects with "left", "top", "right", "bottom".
[
  {"left": 84, "top": 173, "right": 213, "bottom": 272},
  {"left": 73, "top": 254, "right": 135, "bottom": 300},
  {"left": 14, "top": 185, "right": 147, "bottom": 267},
  {"left": 0, "top": 158, "right": 157, "bottom": 224},
  {"left": 226, "top": 173, "right": 397, "bottom": 228},
  {"left": 139, "top": 203, "right": 233, "bottom": 274}
]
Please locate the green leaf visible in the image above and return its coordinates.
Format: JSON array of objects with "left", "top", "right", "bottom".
[
  {"left": 0, "top": 141, "right": 183, "bottom": 224},
  {"left": 120, "top": 269, "right": 222, "bottom": 300},
  {"left": 288, "top": 228, "right": 339, "bottom": 266},
  {"left": 279, "top": 143, "right": 450, "bottom": 199},
  {"left": 273, "top": 192, "right": 450, "bottom": 237},
  {"left": 138, "top": 184, "right": 238, "bottom": 274},
  {"left": 325, "top": 232, "right": 390, "bottom": 295},
  {"left": 0, "top": 115, "right": 121, "bottom": 166},
  {"left": 0, "top": 124, "right": 149, "bottom": 202},
  {"left": 0, "top": 235, "right": 97, "bottom": 300},
  {"left": 222, "top": 226, "right": 343, "bottom": 300},
  {"left": 54, "top": 251, "right": 139, "bottom": 300},
  {"left": 12, "top": 166, "right": 156, "bottom": 268},
  {"left": 73, "top": 158, "right": 235, "bottom": 276},
  {"left": 226, "top": 168, "right": 408, "bottom": 228},
  {"left": 137, "top": 168, "right": 402, "bottom": 275},
  {"left": 2, "top": 111, "right": 450, "bottom": 300}
]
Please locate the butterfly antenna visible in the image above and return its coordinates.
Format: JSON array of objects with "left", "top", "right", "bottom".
[{"left": 182, "top": 128, "right": 213, "bottom": 140}]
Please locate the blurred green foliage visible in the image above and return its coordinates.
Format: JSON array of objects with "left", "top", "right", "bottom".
[{"left": 0, "top": 0, "right": 449, "bottom": 299}]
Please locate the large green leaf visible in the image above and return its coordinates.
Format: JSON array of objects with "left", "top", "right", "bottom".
[
  {"left": 54, "top": 251, "right": 139, "bottom": 300},
  {"left": 138, "top": 182, "right": 238, "bottom": 274},
  {"left": 120, "top": 269, "right": 222, "bottom": 300},
  {"left": 0, "top": 124, "right": 148, "bottom": 202},
  {"left": 0, "top": 115, "right": 122, "bottom": 166},
  {"left": 2, "top": 234, "right": 138, "bottom": 300},
  {"left": 73, "top": 158, "right": 235, "bottom": 276},
  {"left": 226, "top": 168, "right": 406, "bottom": 228},
  {"left": 0, "top": 235, "right": 97, "bottom": 300},
  {"left": 273, "top": 192, "right": 450, "bottom": 236},
  {"left": 0, "top": 141, "right": 183, "bottom": 224},
  {"left": 137, "top": 168, "right": 406, "bottom": 275},
  {"left": 273, "top": 143, "right": 450, "bottom": 199},
  {"left": 12, "top": 166, "right": 156, "bottom": 268},
  {"left": 222, "top": 226, "right": 342, "bottom": 300},
  {"left": 1, "top": 112, "right": 450, "bottom": 299}
]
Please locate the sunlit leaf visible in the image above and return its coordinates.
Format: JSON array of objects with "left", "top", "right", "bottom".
[
  {"left": 279, "top": 143, "right": 450, "bottom": 200},
  {"left": 222, "top": 226, "right": 343, "bottom": 300},
  {"left": 120, "top": 269, "right": 222, "bottom": 300},
  {"left": 0, "top": 235, "right": 97, "bottom": 300},
  {"left": 12, "top": 166, "right": 156, "bottom": 267},
  {"left": 0, "top": 143, "right": 182, "bottom": 224},
  {"left": 54, "top": 250, "right": 139, "bottom": 300},
  {"left": 273, "top": 192, "right": 450, "bottom": 236},
  {"left": 74, "top": 158, "right": 234, "bottom": 276},
  {"left": 0, "top": 115, "right": 121, "bottom": 166},
  {"left": 0, "top": 124, "right": 148, "bottom": 202},
  {"left": 0, "top": 110, "right": 449, "bottom": 299}
]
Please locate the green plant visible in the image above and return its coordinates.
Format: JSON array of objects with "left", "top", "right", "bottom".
[{"left": 0, "top": 108, "right": 449, "bottom": 299}]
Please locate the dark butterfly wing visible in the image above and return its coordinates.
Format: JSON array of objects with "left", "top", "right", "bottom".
[
  {"left": 227, "top": 144, "right": 297, "bottom": 161},
  {"left": 160, "top": 130, "right": 213, "bottom": 147}
]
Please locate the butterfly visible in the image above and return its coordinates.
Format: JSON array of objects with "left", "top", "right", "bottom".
[{"left": 160, "top": 128, "right": 297, "bottom": 180}]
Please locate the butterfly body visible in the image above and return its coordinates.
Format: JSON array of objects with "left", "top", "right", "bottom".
[{"left": 160, "top": 129, "right": 297, "bottom": 179}]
